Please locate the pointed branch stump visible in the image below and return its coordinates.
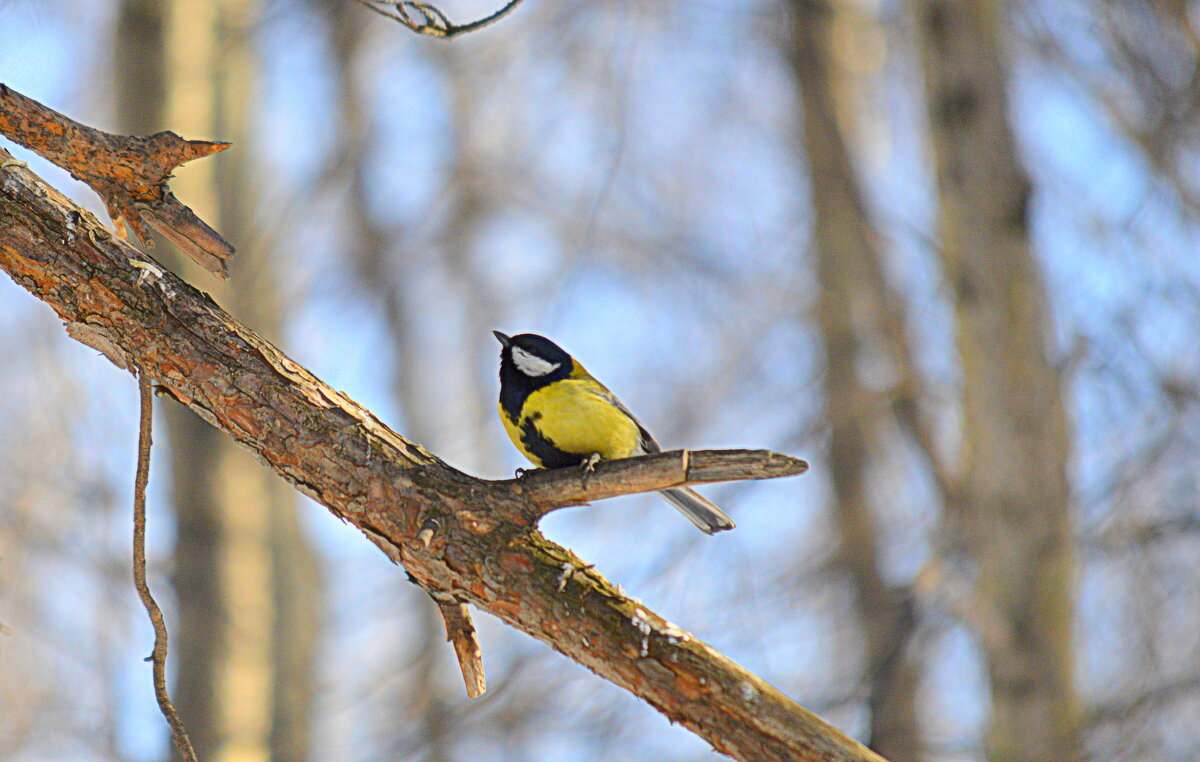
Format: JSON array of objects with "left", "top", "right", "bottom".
[{"left": 433, "top": 595, "right": 487, "bottom": 698}]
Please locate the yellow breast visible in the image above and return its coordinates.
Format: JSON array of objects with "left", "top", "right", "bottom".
[{"left": 500, "top": 378, "right": 642, "bottom": 467}]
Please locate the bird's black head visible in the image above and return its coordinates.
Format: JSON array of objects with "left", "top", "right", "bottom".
[
  {"left": 494, "top": 331, "right": 574, "bottom": 379},
  {"left": 494, "top": 331, "right": 574, "bottom": 417}
]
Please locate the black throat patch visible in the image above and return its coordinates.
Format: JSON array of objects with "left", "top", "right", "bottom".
[{"left": 498, "top": 353, "right": 572, "bottom": 423}]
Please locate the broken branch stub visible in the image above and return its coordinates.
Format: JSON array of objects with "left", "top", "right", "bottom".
[{"left": 0, "top": 83, "right": 234, "bottom": 278}]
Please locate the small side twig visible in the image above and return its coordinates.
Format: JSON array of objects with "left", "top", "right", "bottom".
[
  {"left": 353, "top": 0, "right": 526, "bottom": 39},
  {"left": 432, "top": 595, "right": 486, "bottom": 698},
  {"left": 132, "top": 372, "right": 197, "bottom": 762}
]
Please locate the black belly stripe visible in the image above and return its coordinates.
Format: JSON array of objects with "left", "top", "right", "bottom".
[{"left": 520, "top": 414, "right": 586, "bottom": 469}]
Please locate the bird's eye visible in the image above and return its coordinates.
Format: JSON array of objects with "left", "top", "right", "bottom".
[{"left": 512, "top": 346, "right": 560, "bottom": 376}]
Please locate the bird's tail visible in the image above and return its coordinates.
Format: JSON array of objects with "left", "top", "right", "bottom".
[{"left": 658, "top": 487, "right": 735, "bottom": 535}]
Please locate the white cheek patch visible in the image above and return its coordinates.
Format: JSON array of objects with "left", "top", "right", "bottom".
[{"left": 512, "top": 346, "right": 561, "bottom": 377}]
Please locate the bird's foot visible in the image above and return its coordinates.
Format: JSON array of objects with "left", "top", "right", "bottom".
[
  {"left": 580, "top": 453, "right": 602, "bottom": 488},
  {"left": 514, "top": 467, "right": 539, "bottom": 480}
]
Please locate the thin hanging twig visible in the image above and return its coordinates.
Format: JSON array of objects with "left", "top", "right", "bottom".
[
  {"left": 132, "top": 371, "right": 197, "bottom": 762},
  {"left": 352, "top": 0, "right": 527, "bottom": 39}
]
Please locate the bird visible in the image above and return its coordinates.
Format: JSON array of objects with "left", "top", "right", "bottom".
[{"left": 493, "top": 331, "right": 735, "bottom": 534}]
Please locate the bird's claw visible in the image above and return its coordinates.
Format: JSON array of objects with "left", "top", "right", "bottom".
[{"left": 580, "top": 453, "right": 602, "bottom": 488}]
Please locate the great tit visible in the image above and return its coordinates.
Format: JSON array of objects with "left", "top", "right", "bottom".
[{"left": 494, "top": 331, "right": 735, "bottom": 534}]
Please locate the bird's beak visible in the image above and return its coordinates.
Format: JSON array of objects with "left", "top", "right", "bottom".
[{"left": 492, "top": 330, "right": 512, "bottom": 348}]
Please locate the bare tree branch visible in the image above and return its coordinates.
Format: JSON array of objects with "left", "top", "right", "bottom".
[
  {"left": 132, "top": 371, "right": 196, "bottom": 761},
  {"left": 353, "top": 0, "right": 527, "bottom": 39},
  {"left": 0, "top": 83, "right": 233, "bottom": 278},
  {"left": 0, "top": 152, "right": 875, "bottom": 762},
  {"left": 510, "top": 449, "right": 807, "bottom": 518},
  {"left": 1087, "top": 672, "right": 1200, "bottom": 727}
]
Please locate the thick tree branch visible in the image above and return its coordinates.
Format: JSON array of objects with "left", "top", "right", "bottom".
[
  {"left": 0, "top": 83, "right": 233, "bottom": 278},
  {"left": 0, "top": 152, "right": 877, "bottom": 762}
]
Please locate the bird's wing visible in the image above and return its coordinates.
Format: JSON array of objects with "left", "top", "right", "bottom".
[{"left": 584, "top": 386, "right": 661, "bottom": 454}]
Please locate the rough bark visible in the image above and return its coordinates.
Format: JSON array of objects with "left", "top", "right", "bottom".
[
  {"left": 911, "top": 2, "right": 1080, "bottom": 760},
  {"left": 0, "top": 150, "right": 872, "bottom": 762},
  {"left": 788, "top": 2, "right": 922, "bottom": 759}
]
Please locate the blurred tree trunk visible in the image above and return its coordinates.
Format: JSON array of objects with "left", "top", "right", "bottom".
[
  {"left": 115, "top": 1, "right": 321, "bottom": 760},
  {"left": 322, "top": 7, "right": 459, "bottom": 759},
  {"left": 322, "top": 6, "right": 507, "bottom": 756},
  {"left": 787, "top": 2, "right": 922, "bottom": 760},
  {"left": 911, "top": 2, "right": 1079, "bottom": 760}
]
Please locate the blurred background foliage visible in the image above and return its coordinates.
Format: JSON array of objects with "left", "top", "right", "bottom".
[{"left": 1, "top": 0, "right": 1199, "bottom": 760}]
